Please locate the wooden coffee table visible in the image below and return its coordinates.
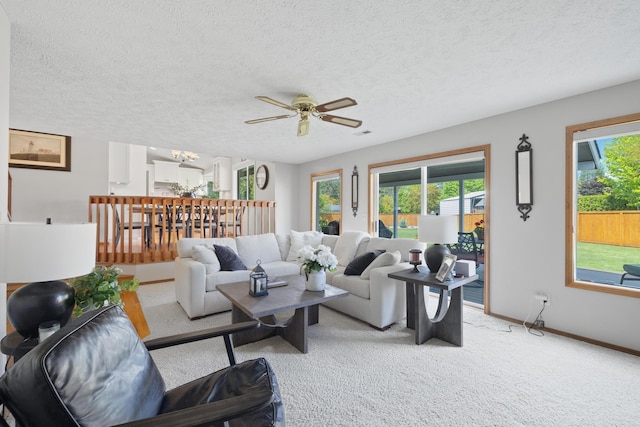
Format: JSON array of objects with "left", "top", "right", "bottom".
[{"left": 216, "top": 274, "right": 348, "bottom": 353}]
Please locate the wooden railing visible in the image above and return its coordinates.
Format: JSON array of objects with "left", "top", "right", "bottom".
[{"left": 89, "top": 196, "right": 277, "bottom": 264}]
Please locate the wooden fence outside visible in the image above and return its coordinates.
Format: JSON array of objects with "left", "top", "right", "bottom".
[{"left": 578, "top": 211, "right": 640, "bottom": 248}]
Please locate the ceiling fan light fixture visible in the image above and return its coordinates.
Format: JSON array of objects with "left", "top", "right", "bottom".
[
  {"left": 297, "top": 118, "right": 310, "bottom": 137},
  {"left": 171, "top": 150, "right": 199, "bottom": 162},
  {"left": 246, "top": 93, "right": 362, "bottom": 136}
]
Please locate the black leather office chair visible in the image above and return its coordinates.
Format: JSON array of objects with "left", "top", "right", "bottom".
[{"left": 0, "top": 305, "right": 285, "bottom": 427}]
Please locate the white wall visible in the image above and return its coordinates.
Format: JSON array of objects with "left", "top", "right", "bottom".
[
  {"left": 9, "top": 137, "right": 108, "bottom": 222},
  {"left": 1, "top": 5, "right": 11, "bottom": 371},
  {"left": 273, "top": 162, "right": 298, "bottom": 234},
  {"left": 297, "top": 80, "right": 640, "bottom": 352}
]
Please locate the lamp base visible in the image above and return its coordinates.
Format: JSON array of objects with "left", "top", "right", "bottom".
[
  {"left": 425, "top": 244, "right": 452, "bottom": 273},
  {"left": 6, "top": 280, "right": 75, "bottom": 338}
]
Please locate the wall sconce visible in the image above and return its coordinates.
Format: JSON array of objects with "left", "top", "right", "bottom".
[
  {"left": 516, "top": 133, "right": 533, "bottom": 221},
  {"left": 351, "top": 166, "right": 359, "bottom": 217}
]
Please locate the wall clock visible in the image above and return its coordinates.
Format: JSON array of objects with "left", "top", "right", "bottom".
[{"left": 256, "top": 164, "right": 269, "bottom": 190}]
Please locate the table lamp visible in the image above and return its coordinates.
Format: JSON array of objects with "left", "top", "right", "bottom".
[
  {"left": 0, "top": 221, "right": 97, "bottom": 338},
  {"left": 418, "top": 215, "right": 458, "bottom": 273}
]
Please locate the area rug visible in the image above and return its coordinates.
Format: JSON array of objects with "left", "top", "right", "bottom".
[{"left": 139, "top": 282, "right": 640, "bottom": 426}]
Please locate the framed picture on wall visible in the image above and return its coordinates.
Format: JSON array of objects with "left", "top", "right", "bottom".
[{"left": 8, "top": 129, "right": 71, "bottom": 171}]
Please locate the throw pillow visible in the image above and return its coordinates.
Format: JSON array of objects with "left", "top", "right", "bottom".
[
  {"left": 333, "top": 231, "right": 370, "bottom": 266},
  {"left": 344, "top": 250, "right": 386, "bottom": 276},
  {"left": 191, "top": 244, "right": 221, "bottom": 274},
  {"left": 286, "top": 230, "right": 324, "bottom": 262},
  {"left": 213, "top": 244, "right": 247, "bottom": 271},
  {"left": 360, "top": 250, "right": 402, "bottom": 280},
  {"left": 235, "top": 233, "right": 282, "bottom": 267}
]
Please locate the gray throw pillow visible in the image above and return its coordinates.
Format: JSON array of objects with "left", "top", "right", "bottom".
[
  {"left": 344, "top": 250, "right": 386, "bottom": 276},
  {"left": 213, "top": 244, "right": 247, "bottom": 271}
]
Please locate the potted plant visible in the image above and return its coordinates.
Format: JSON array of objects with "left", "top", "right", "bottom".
[
  {"left": 474, "top": 219, "right": 485, "bottom": 241},
  {"left": 296, "top": 245, "right": 338, "bottom": 291},
  {"left": 69, "top": 266, "right": 140, "bottom": 316},
  {"left": 168, "top": 182, "right": 205, "bottom": 198}
]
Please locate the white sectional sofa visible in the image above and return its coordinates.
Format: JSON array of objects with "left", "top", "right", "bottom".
[{"left": 174, "top": 231, "right": 425, "bottom": 329}]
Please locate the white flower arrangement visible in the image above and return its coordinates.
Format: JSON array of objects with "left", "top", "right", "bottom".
[{"left": 297, "top": 244, "right": 338, "bottom": 274}]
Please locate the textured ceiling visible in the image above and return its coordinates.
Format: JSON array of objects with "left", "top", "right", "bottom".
[{"left": 2, "top": 1, "right": 640, "bottom": 164}]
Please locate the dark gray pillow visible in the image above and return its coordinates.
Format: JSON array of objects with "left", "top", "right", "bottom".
[
  {"left": 213, "top": 244, "right": 247, "bottom": 271},
  {"left": 344, "top": 250, "right": 386, "bottom": 276}
]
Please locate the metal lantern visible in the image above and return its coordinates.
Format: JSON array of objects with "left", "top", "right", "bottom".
[{"left": 250, "top": 260, "right": 269, "bottom": 297}]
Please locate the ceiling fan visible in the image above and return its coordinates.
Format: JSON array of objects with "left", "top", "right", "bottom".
[{"left": 245, "top": 94, "right": 362, "bottom": 136}]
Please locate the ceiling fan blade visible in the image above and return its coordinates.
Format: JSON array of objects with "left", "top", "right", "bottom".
[
  {"left": 245, "top": 114, "right": 295, "bottom": 124},
  {"left": 315, "top": 97, "right": 357, "bottom": 112},
  {"left": 318, "top": 114, "right": 362, "bottom": 128},
  {"left": 255, "top": 96, "right": 298, "bottom": 111}
]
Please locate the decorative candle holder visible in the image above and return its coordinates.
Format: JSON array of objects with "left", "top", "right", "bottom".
[{"left": 409, "top": 249, "right": 422, "bottom": 272}]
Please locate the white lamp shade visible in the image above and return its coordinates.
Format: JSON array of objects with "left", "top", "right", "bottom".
[
  {"left": 418, "top": 215, "right": 458, "bottom": 244},
  {"left": 0, "top": 222, "right": 97, "bottom": 283}
]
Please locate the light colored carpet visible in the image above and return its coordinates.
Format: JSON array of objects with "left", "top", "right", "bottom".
[{"left": 139, "top": 282, "right": 640, "bottom": 426}]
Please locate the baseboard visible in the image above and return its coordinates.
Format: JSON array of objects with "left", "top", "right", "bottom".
[{"left": 489, "top": 312, "right": 640, "bottom": 357}]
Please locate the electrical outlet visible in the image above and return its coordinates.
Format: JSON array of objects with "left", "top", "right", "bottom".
[
  {"left": 534, "top": 293, "right": 550, "bottom": 306},
  {"left": 534, "top": 319, "right": 545, "bottom": 328}
]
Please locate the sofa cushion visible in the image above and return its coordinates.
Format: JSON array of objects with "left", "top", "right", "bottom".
[
  {"left": 213, "top": 244, "right": 247, "bottom": 271},
  {"left": 261, "top": 261, "right": 301, "bottom": 278},
  {"left": 191, "top": 244, "right": 221, "bottom": 274},
  {"left": 205, "top": 270, "right": 251, "bottom": 292},
  {"left": 320, "top": 235, "right": 339, "bottom": 252},
  {"left": 286, "top": 230, "right": 323, "bottom": 261},
  {"left": 360, "top": 250, "right": 401, "bottom": 279},
  {"left": 331, "top": 274, "right": 371, "bottom": 299},
  {"left": 325, "top": 266, "right": 345, "bottom": 284},
  {"left": 333, "top": 231, "right": 370, "bottom": 266},
  {"left": 275, "top": 234, "right": 290, "bottom": 261},
  {"left": 344, "top": 250, "right": 385, "bottom": 276},
  {"left": 177, "top": 238, "right": 237, "bottom": 258},
  {"left": 235, "top": 233, "right": 282, "bottom": 268},
  {"left": 366, "top": 237, "right": 426, "bottom": 262}
]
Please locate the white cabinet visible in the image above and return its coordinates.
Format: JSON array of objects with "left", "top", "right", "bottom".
[
  {"left": 153, "top": 160, "right": 179, "bottom": 183},
  {"left": 178, "top": 167, "right": 203, "bottom": 189},
  {"left": 108, "top": 142, "right": 129, "bottom": 183},
  {"left": 212, "top": 157, "right": 231, "bottom": 191}
]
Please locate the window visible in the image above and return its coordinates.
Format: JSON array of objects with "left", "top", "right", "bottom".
[
  {"left": 369, "top": 147, "right": 489, "bottom": 309},
  {"left": 311, "top": 170, "right": 342, "bottom": 234},
  {"left": 370, "top": 151, "right": 485, "bottom": 238},
  {"left": 236, "top": 165, "right": 255, "bottom": 200},
  {"left": 566, "top": 113, "right": 640, "bottom": 297}
]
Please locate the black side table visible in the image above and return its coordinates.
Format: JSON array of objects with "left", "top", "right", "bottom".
[
  {"left": 388, "top": 268, "right": 478, "bottom": 347},
  {"left": 1, "top": 332, "right": 39, "bottom": 363}
]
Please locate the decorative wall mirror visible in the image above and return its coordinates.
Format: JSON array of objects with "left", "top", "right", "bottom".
[{"left": 516, "top": 134, "right": 533, "bottom": 221}]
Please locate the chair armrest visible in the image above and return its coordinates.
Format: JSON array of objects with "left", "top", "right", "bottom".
[
  {"left": 144, "top": 320, "right": 259, "bottom": 351},
  {"left": 113, "top": 389, "right": 274, "bottom": 427}
]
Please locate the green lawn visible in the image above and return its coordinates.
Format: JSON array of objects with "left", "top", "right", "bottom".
[
  {"left": 577, "top": 242, "right": 640, "bottom": 273},
  {"left": 396, "top": 227, "right": 418, "bottom": 239}
]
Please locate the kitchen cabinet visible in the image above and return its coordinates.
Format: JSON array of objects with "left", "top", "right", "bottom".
[
  {"left": 178, "top": 167, "right": 203, "bottom": 189},
  {"left": 153, "top": 160, "right": 179, "bottom": 183}
]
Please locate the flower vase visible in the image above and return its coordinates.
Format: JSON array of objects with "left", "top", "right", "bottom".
[
  {"left": 476, "top": 230, "right": 484, "bottom": 241},
  {"left": 305, "top": 270, "right": 326, "bottom": 292}
]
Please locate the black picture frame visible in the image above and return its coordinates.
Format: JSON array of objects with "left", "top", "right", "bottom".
[{"left": 9, "top": 129, "right": 71, "bottom": 172}]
